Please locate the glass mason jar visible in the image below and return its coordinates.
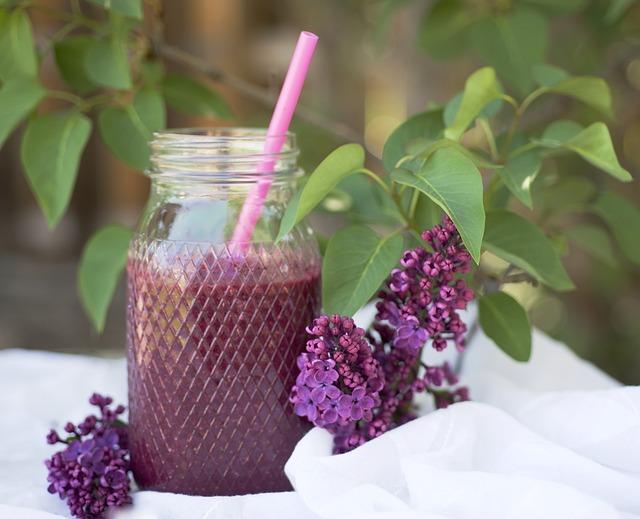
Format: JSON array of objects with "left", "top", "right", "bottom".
[{"left": 126, "top": 129, "right": 321, "bottom": 496}]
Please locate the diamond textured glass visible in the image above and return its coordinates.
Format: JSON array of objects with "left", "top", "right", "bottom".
[{"left": 126, "top": 129, "right": 321, "bottom": 495}]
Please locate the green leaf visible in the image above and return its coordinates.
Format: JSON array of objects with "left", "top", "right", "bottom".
[
  {"left": 78, "top": 225, "right": 132, "bottom": 332},
  {"left": 497, "top": 148, "right": 541, "bottom": 208},
  {"left": 605, "top": 0, "right": 635, "bottom": 23},
  {"left": 85, "top": 0, "right": 143, "bottom": 20},
  {"left": 0, "top": 10, "right": 38, "bottom": 81},
  {"left": 468, "top": 8, "right": 548, "bottom": 97},
  {"left": 276, "top": 144, "right": 365, "bottom": 241},
  {"left": 482, "top": 209, "right": 575, "bottom": 291},
  {"left": 322, "top": 225, "right": 404, "bottom": 316},
  {"left": 98, "top": 87, "right": 166, "bottom": 171},
  {"left": 413, "top": 193, "right": 443, "bottom": 233},
  {"left": 417, "top": 0, "right": 474, "bottom": 59},
  {"left": 84, "top": 34, "right": 131, "bottom": 90},
  {"left": 391, "top": 147, "right": 485, "bottom": 263},
  {"left": 0, "top": 77, "right": 45, "bottom": 149},
  {"left": 539, "top": 120, "right": 583, "bottom": 146},
  {"left": 443, "top": 92, "right": 503, "bottom": 128},
  {"left": 54, "top": 35, "right": 97, "bottom": 94},
  {"left": 592, "top": 191, "right": 640, "bottom": 265},
  {"left": 161, "top": 73, "right": 232, "bottom": 118},
  {"left": 444, "top": 67, "right": 502, "bottom": 141},
  {"left": 21, "top": 112, "right": 92, "bottom": 228},
  {"left": 544, "top": 76, "right": 613, "bottom": 118},
  {"left": 479, "top": 291, "right": 531, "bottom": 362},
  {"left": 565, "top": 225, "right": 618, "bottom": 268},
  {"left": 532, "top": 64, "right": 569, "bottom": 87},
  {"left": 338, "top": 174, "right": 398, "bottom": 226},
  {"left": 382, "top": 109, "right": 444, "bottom": 171},
  {"left": 540, "top": 122, "right": 631, "bottom": 182},
  {"left": 565, "top": 123, "right": 631, "bottom": 181}
]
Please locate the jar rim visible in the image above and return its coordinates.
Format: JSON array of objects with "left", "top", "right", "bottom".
[
  {"left": 152, "top": 127, "right": 294, "bottom": 144},
  {"left": 148, "top": 127, "right": 300, "bottom": 182}
]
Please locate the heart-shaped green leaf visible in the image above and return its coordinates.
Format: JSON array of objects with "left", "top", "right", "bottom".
[
  {"left": 98, "top": 87, "right": 166, "bottom": 171},
  {"left": 276, "top": 143, "right": 365, "bottom": 241},
  {"left": 391, "top": 147, "right": 485, "bottom": 263},
  {"left": 162, "top": 73, "right": 232, "bottom": 118},
  {"left": 544, "top": 76, "right": 613, "bottom": 118},
  {"left": 0, "top": 10, "right": 38, "bottom": 81},
  {"left": 0, "top": 77, "right": 45, "bottom": 149},
  {"left": 78, "top": 225, "right": 132, "bottom": 332},
  {"left": 322, "top": 225, "right": 405, "bottom": 316},
  {"left": 85, "top": 34, "right": 131, "bottom": 90},
  {"left": 479, "top": 291, "right": 531, "bottom": 362},
  {"left": 444, "top": 67, "right": 503, "bottom": 142},
  {"left": 563, "top": 123, "right": 631, "bottom": 182},
  {"left": 382, "top": 109, "right": 444, "bottom": 171},
  {"left": 539, "top": 122, "right": 631, "bottom": 182},
  {"left": 54, "top": 35, "right": 98, "bottom": 94},
  {"left": 482, "top": 209, "right": 575, "bottom": 291},
  {"left": 21, "top": 112, "right": 92, "bottom": 228}
]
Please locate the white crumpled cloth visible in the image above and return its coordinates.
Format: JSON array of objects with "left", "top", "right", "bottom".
[{"left": 1, "top": 318, "right": 640, "bottom": 519}]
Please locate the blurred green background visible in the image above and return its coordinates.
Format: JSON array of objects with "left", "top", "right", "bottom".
[{"left": 1, "top": 0, "right": 639, "bottom": 384}]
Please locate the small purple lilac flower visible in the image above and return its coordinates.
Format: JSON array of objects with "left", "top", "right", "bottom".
[
  {"left": 45, "top": 394, "right": 132, "bottom": 519},
  {"left": 393, "top": 316, "right": 429, "bottom": 355},
  {"left": 338, "top": 386, "right": 375, "bottom": 421}
]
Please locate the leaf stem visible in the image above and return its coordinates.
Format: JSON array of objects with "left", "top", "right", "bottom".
[
  {"left": 407, "top": 188, "right": 420, "bottom": 220},
  {"left": 357, "top": 168, "right": 392, "bottom": 196},
  {"left": 46, "top": 89, "right": 84, "bottom": 106},
  {"left": 477, "top": 117, "right": 499, "bottom": 162},
  {"left": 483, "top": 172, "right": 502, "bottom": 207},
  {"left": 499, "top": 107, "right": 522, "bottom": 161},
  {"left": 519, "top": 88, "right": 546, "bottom": 115},
  {"left": 392, "top": 191, "right": 421, "bottom": 235}
]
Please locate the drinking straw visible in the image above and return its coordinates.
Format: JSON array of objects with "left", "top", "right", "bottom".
[{"left": 230, "top": 31, "right": 318, "bottom": 250}]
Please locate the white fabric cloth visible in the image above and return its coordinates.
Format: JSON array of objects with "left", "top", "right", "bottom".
[{"left": 1, "top": 324, "right": 639, "bottom": 519}]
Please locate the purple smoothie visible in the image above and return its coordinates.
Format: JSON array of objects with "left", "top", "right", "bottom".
[{"left": 126, "top": 247, "right": 320, "bottom": 495}]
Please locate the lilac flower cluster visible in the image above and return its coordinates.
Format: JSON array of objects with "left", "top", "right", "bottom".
[
  {"left": 290, "top": 314, "right": 386, "bottom": 453},
  {"left": 371, "top": 216, "right": 473, "bottom": 415},
  {"left": 45, "top": 394, "right": 132, "bottom": 519},
  {"left": 377, "top": 215, "right": 474, "bottom": 355},
  {"left": 291, "top": 217, "right": 474, "bottom": 453}
]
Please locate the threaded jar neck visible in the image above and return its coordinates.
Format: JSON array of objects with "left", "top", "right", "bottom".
[{"left": 148, "top": 128, "right": 300, "bottom": 185}]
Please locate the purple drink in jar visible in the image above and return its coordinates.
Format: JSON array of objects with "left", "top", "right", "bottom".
[{"left": 126, "top": 129, "right": 321, "bottom": 495}]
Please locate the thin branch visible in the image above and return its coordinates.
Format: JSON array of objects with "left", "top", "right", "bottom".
[{"left": 151, "top": 40, "right": 364, "bottom": 146}]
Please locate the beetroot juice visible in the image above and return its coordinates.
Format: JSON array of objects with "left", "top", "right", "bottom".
[
  {"left": 126, "top": 129, "right": 322, "bottom": 495},
  {"left": 127, "top": 247, "right": 320, "bottom": 495}
]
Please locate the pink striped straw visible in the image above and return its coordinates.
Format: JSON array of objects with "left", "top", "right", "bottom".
[{"left": 230, "top": 31, "right": 318, "bottom": 250}]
